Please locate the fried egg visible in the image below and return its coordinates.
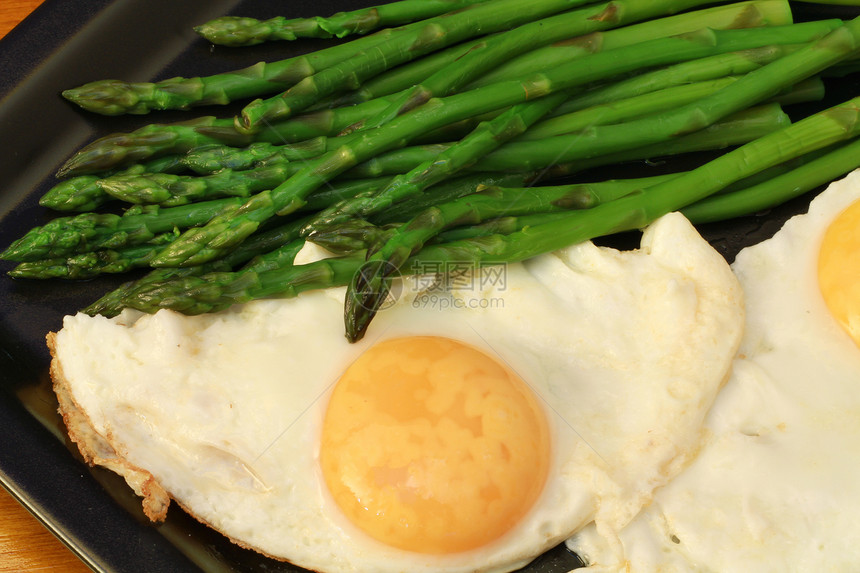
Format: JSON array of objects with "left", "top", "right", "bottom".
[
  {"left": 49, "top": 212, "right": 743, "bottom": 573},
  {"left": 567, "top": 169, "right": 860, "bottom": 571}
]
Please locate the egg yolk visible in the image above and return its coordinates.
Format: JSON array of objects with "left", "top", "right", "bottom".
[
  {"left": 320, "top": 336, "right": 550, "bottom": 554},
  {"left": 818, "top": 198, "right": 860, "bottom": 347}
]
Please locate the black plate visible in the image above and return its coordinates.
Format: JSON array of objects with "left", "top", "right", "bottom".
[{"left": 0, "top": 2, "right": 857, "bottom": 572}]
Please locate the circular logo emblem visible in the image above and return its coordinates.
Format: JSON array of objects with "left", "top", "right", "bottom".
[{"left": 351, "top": 260, "right": 403, "bottom": 312}]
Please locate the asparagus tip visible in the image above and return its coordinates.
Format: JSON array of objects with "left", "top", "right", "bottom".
[
  {"left": 344, "top": 259, "right": 400, "bottom": 343},
  {"left": 61, "top": 79, "right": 145, "bottom": 116}
]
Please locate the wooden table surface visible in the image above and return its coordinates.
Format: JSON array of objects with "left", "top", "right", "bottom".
[{"left": 0, "top": 5, "right": 94, "bottom": 572}]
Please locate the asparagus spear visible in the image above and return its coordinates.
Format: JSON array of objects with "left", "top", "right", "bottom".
[
  {"left": 84, "top": 228, "right": 310, "bottom": 317},
  {"left": 336, "top": 102, "right": 786, "bottom": 335},
  {"left": 467, "top": 0, "right": 792, "bottom": 90},
  {"left": 58, "top": 43, "right": 791, "bottom": 179},
  {"left": 371, "top": 171, "right": 538, "bottom": 224},
  {"left": 123, "top": 255, "right": 365, "bottom": 315},
  {"left": 0, "top": 198, "right": 244, "bottom": 262},
  {"left": 118, "top": 90, "right": 860, "bottom": 320},
  {"left": 154, "top": 22, "right": 839, "bottom": 269},
  {"left": 328, "top": 102, "right": 782, "bottom": 185},
  {"left": 521, "top": 77, "right": 743, "bottom": 140},
  {"left": 9, "top": 242, "right": 169, "bottom": 280},
  {"left": 40, "top": 155, "right": 193, "bottom": 212},
  {"left": 311, "top": 102, "right": 788, "bottom": 239},
  {"left": 97, "top": 164, "right": 296, "bottom": 207},
  {"left": 340, "top": 113, "right": 837, "bottom": 331},
  {"left": 523, "top": 75, "right": 824, "bottom": 140},
  {"left": 430, "top": 144, "right": 841, "bottom": 241},
  {"left": 39, "top": 175, "right": 109, "bottom": 213},
  {"left": 381, "top": 142, "right": 841, "bottom": 234},
  {"left": 345, "top": 94, "right": 860, "bottom": 340},
  {"left": 363, "top": 0, "right": 795, "bottom": 131},
  {"left": 540, "top": 103, "right": 789, "bottom": 177},
  {"left": 682, "top": 137, "right": 860, "bottom": 224},
  {"left": 553, "top": 45, "right": 797, "bottom": 116},
  {"left": 179, "top": 142, "right": 293, "bottom": 175},
  {"left": 194, "top": 0, "right": 491, "bottom": 45},
  {"left": 355, "top": 0, "right": 732, "bottom": 132},
  {"left": 343, "top": 179, "right": 650, "bottom": 333},
  {"left": 55, "top": 115, "right": 343, "bottom": 177},
  {"left": 45, "top": 141, "right": 326, "bottom": 213},
  {"left": 475, "top": 102, "right": 791, "bottom": 172},
  {"left": 329, "top": 39, "right": 494, "bottom": 106},
  {"left": 18, "top": 172, "right": 529, "bottom": 282},
  {"left": 116, "top": 91, "right": 860, "bottom": 321},
  {"left": 329, "top": 0, "right": 790, "bottom": 108},
  {"left": 236, "top": 0, "right": 597, "bottom": 133},
  {"left": 61, "top": 17, "right": 434, "bottom": 116},
  {"left": 306, "top": 93, "right": 568, "bottom": 235}
]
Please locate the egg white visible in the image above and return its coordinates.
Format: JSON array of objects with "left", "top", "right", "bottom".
[
  {"left": 51, "top": 212, "right": 743, "bottom": 573},
  {"left": 568, "top": 169, "right": 860, "bottom": 571}
]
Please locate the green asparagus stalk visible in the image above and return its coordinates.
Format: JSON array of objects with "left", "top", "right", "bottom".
[
  {"left": 57, "top": 117, "right": 252, "bottom": 177},
  {"left": 308, "top": 171, "right": 541, "bottom": 252},
  {"left": 45, "top": 142, "right": 323, "bottom": 213},
  {"left": 123, "top": 255, "right": 365, "bottom": 315},
  {"left": 180, "top": 142, "right": 288, "bottom": 174},
  {"left": 236, "top": 0, "right": 596, "bottom": 133},
  {"left": 114, "top": 91, "right": 860, "bottom": 320},
  {"left": 330, "top": 0, "right": 790, "bottom": 109},
  {"left": 39, "top": 155, "right": 196, "bottom": 212},
  {"left": 97, "top": 164, "right": 296, "bottom": 207},
  {"left": 306, "top": 92, "right": 568, "bottom": 235},
  {"left": 424, "top": 144, "right": 843, "bottom": 241},
  {"left": 0, "top": 198, "right": 245, "bottom": 262},
  {"left": 521, "top": 77, "right": 743, "bottom": 140},
  {"left": 466, "top": 0, "right": 792, "bottom": 90},
  {"left": 154, "top": 22, "right": 840, "bottom": 269},
  {"left": 539, "top": 103, "right": 789, "bottom": 177},
  {"left": 194, "top": 0, "right": 491, "bottom": 45},
  {"left": 39, "top": 175, "right": 109, "bottom": 213},
  {"left": 344, "top": 178, "right": 660, "bottom": 335},
  {"left": 61, "top": 17, "right": 438, "bottom": 116},
  {"left": 371, "top": 171, "right": 539, "bottom": 224},
  {"left": 84, "top": 227, "right": 310, "bottom": 317},
  {"left": 9, "top": 242, "right": 169, "bottom": 280},
  {"left": 55, "top": 115, "right": 343, "bottom": 177},
  {"left": 336, "top": 103, "right": 782, "bottom": 336},
  {"left": 332, "top": 103, "right": 786, "bottom": 211},
  {"left": 422, "top": 177, "right": 683, "bottom": 243},
  {"left": 474, "top": 102, "right": 791, "bottom": 173},
  {"left": 179, "top": 139, "right": 334, "bottom": 174},
  {"left": 682, "top": 136, "right": 860, "bottom": 224},
  {"left": 329, "top": 39, "right": 494, "bottom": 107},
  {"left": 553, "top": 45, "right": 797, "bottom": 116},
  {"left": 56, "top": 43, "right": 794, "bottom": 179},
  {"left": 355, "top": 0, "right": 733, "bottom": 132},
  {"left": 117, "top": 93, "right": 860, "bottom": 321},
  {"left": 328, "top": 102, "right": 782, "bottom": 189},
  {"left": 80, "top": 173, "right": 530, "bottom": 314},
  {"left": 408, "top": 94, "right": 860, "bottom": 287}
]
